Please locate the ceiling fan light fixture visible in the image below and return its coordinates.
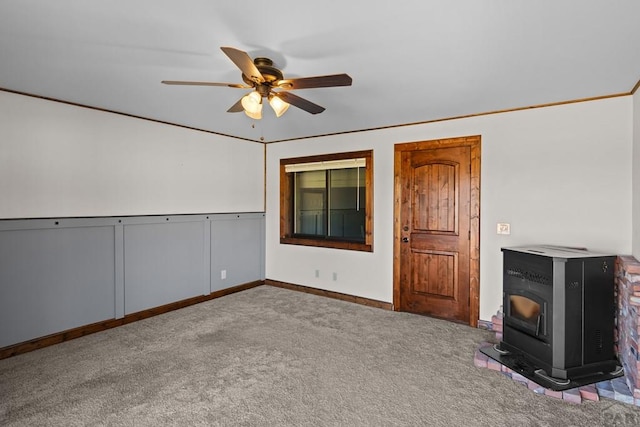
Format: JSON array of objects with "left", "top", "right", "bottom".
[
  {"left": 241, "top": 91, "right": 262, "bottom": 119},
  {"left": 269, "top": 94, "right": 290, "bottom": 118},
  {"left": 163, "top": 47, "right": 352, "bottom": 118}
]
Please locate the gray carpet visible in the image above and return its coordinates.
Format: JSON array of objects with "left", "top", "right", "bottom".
[{"left": 1, "top": 285, "right": 638, "bottom": 426}]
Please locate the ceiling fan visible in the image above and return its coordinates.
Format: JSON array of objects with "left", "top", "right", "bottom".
[{"left": 162, "top": 47, "right": 352, "bottom": 119}]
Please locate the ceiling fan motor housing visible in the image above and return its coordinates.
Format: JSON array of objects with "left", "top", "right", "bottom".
[{"left": 242, "top": 57, "right": 283, "bottom": 96}]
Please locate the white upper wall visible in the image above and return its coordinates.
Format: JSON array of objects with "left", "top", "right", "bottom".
[
  {"left": 0, "top": 91, "right": 264, "bottom": 218},
  {"left": 633, "top": 88, "right": 640, "bottom": 260},
  {"left": 266, "top": 96, "right": 633, "bottom": 321}
]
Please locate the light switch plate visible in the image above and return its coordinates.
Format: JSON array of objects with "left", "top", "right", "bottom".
[{"left": 497, "top": 223, "right": 511, "bottom": 235}]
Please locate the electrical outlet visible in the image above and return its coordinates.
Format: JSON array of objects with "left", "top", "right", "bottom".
[
  {"left": 315, "top": 269, "right": 320, "bottom": 278},
  {"left": 221, "top": 269, "right": 227, "bottom": 280},
  {"left": 497, "top": 223, "right": 511, "bottom": 235},
  {"left": 332, "top": 272, "right": 337, "bottom": 281}
]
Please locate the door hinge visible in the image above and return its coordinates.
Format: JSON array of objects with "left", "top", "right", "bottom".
[{"left": 468, "top": 230, "right": 471, "bottom": 240}]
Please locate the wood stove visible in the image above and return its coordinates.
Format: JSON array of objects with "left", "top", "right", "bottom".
[{"left": 481, "top": 245, "right": 622, "bottom": 390}]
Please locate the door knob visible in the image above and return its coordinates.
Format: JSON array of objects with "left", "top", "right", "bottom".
[{"left": 402, "top": 237, "right": 409, "bottom": 243}]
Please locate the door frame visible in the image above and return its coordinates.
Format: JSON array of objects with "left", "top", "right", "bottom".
[{"left": 393, "top": 135, "right": 481, "bottom": 327}]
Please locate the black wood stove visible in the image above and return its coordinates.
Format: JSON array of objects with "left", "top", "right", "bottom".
[{"left": 481, "top": 245, "right": 622, "bottom": 390}]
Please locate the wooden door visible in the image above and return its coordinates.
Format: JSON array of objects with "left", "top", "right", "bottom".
[{"left": 394, "top": 136, "right": 480, "bottom": 326}]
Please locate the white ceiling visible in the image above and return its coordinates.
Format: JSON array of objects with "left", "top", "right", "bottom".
[{"left": 1, "top": 1, "right": 639, "bottom": 143}]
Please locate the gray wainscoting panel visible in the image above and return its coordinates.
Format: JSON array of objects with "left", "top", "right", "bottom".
[
  {"left": 0, "top": 213, "right": 264, "bottom": 349},
  {"left": 211, "top": 213, "right": 265, "bottom": 291},
  {"left": 0, "top": 225, "right": 116, "bottom": 348},
  {"left": 123, "top": 219, "right": 206, "bottom": 314},
  {"left": 114, "top": 223, "right": 125, "bottom": 319}
]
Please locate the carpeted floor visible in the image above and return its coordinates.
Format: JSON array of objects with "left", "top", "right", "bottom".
[{"left": 1, "top": 285, "right": 639, "bottom": 426}]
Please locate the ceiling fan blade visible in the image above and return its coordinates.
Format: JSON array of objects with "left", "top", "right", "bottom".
[
  {"left": 276, "top": 73, "right": 352, "bottom": 90},
  {"left": 227, "top": 98, "right": 244, "bottom": 113},
  {"left": 275, "top": 92, "right": 325, "bottom": 115},
  {"left": 162, "top": 80, "right": 250, "bottom": 88},
  {"left": 220, "top": 47, "right": 265, "bottom": 84}
]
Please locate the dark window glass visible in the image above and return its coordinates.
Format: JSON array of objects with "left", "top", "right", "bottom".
[{"left": 293, "top": 168, "right": 365, "bottom": 242}]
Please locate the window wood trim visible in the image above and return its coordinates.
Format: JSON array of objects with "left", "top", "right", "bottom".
[{"left": 280, "top": 150, "right": 373, "bottom": 252}]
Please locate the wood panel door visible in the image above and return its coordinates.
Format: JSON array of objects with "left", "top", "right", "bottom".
[{"left": 394, "top": 136, "right": 480, "bottom": 326}]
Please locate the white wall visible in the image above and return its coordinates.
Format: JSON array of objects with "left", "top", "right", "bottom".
[
  {"left": 4, "top": 90, "right": 631, "bottom": 322},
  {"left": 266, "top": 96, "right": 633, "bottom": 321},
  {"left": 633, "top": 88, "right": 640, "bottom": 260},
  {"left": 0, "top": 91, "right": 264, "bottom": 218}
]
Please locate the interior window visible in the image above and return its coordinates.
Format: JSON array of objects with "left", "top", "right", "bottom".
[{"left": 280, "top": 150, "right": 373, "bottom": 252}]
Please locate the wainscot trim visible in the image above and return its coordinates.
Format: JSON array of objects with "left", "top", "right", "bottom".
[
  {"left": 265, "top": 279, "right": 393, "bottom": 310},
  {"left": 0, "top": 280, "right": 263, "bottom": 360}
]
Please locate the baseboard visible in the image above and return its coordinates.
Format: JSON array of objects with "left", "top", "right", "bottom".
[
  {"left": 0, "top": 280, "right": 263, "bottom": 360},
  {"left": 265, "top": 279, "right": 393, "bottom": 310}
]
